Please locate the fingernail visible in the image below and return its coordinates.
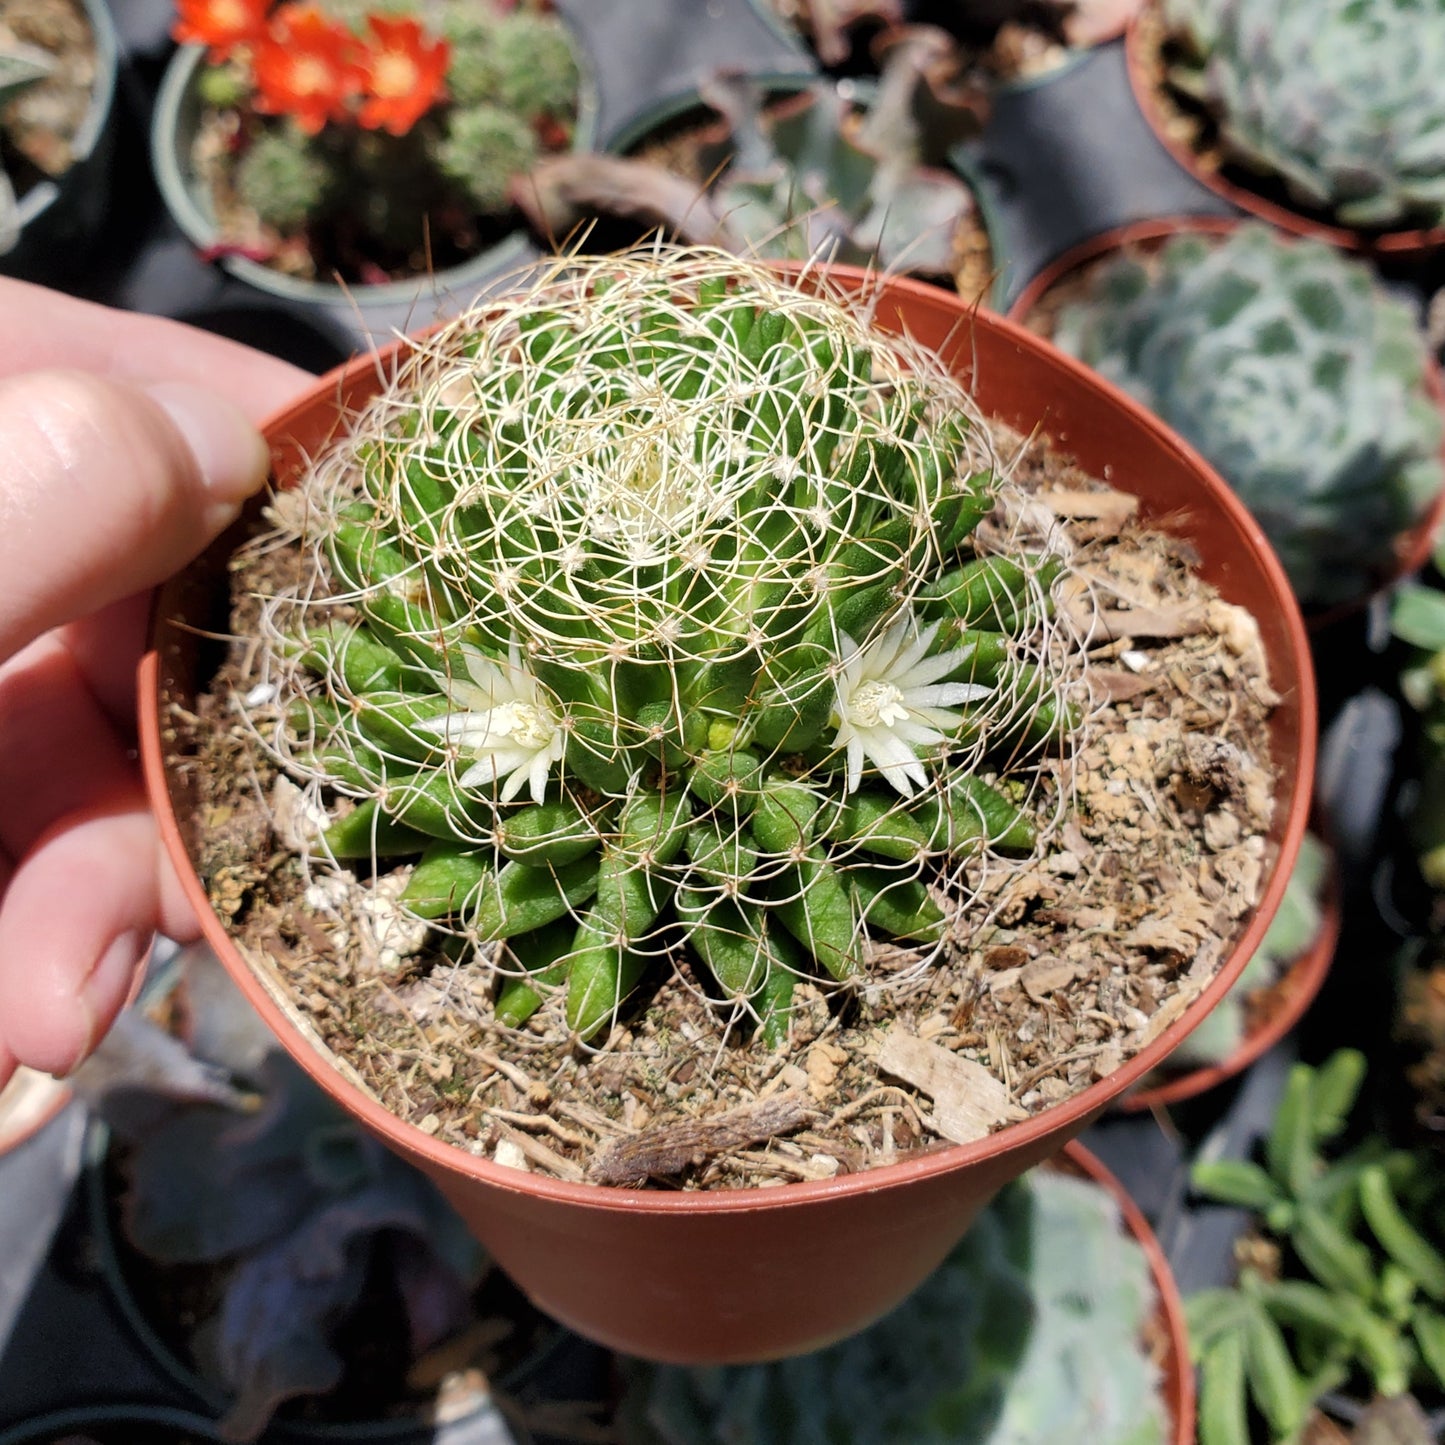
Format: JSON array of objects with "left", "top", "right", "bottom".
[
  {"left": 146, "top": 382, "right": 271, "bottom": 506},
  {"left": 64, "top": 929, "right": 147, "bottom": 1076}
]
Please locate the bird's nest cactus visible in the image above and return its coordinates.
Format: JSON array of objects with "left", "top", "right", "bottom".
[{"left": 240, "top": 246, "right": 1088, "bottom": 1051}]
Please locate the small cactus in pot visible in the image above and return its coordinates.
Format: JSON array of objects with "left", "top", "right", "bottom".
[
  {"left": 250, "top": 245, "right": 1081, "bottom": 1047},
  {"left": 0, "top": 38, "right": 59, "bottom": 253}
]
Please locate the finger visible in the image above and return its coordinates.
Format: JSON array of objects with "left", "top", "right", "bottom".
[
  {"left": 1, "top": 276, "right": 311, "bottom": 422},
  {"left": 0, "top": 635, "right": 144, "bottom": 857},
  {"left": 53, "top": 592, "right": 154, "bottom": 729},
  {"left": 0, "top": 369, "right": 271, "bottom": 660},
  {"left": 0, "top": 1039, "right": 16, "bottom": 1094},
  {"left": 0, "top": 806, "right": 181, "bottom": 1077}
]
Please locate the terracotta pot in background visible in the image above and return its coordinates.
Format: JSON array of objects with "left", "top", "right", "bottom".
[
  {"left": 1122, "top": 4, "right": 1445, "bottom": 259},
  {"left": 139, "top": 263, "right": 1315, "bottom": 1365},
  {"left": 1007, "top": 216, "right": 1445, "bottom": 618}
]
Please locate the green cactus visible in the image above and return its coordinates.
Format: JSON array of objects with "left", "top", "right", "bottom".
[
  {"left": 621, "top": 1168, "right": 1167, "bottom": 1445},
  {"left": 1052, "top": 225, "right": 1445, "bottom": 609},
  {"left": 1168, "top": 832, "right": 1329, "bottom": 1069},
  {"left": 1160, "top": 0, "right": 1445, "bottom": 231},
  {"left": 234, "top": 126, "right": 337, "bottom": 235},
  {"left": 489, "top": 12, "right": 579, "bottom": 119},
  {"left": 432, "top": 103, "right": 539, "bottom": 214},
  {"left": 266, "top": 247, "right": 1076, "bottom": 1046}
]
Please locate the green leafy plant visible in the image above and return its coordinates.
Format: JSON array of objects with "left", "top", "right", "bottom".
[
  {"left": 0, "top": 38, "right": 59, "bottom": 253},
  {"left": 1166, "top": 832, "right": 1329, "bottom": 1070},
  {"left": 1392, "top": 580, "right": 1445, "bottom": 888},
  {"left": 85, "top": 950, "right": 493, "bottom": 1444},
  {"left": 1159, "top": 0, "right": 1445, "bottom": 231},
  {"left": 172, "top": 0, "right": 580, "bottom": 281},
  {"left": 258, "top": 245, "right": 1079, "bottom": 1048},
  {"left": 515, "top": 26, "right": 986, "bottom": 275},
  {"left": 619, "top": 1167, "right": 1168, "bottom": 1444},
  {"left": 1188, "top": 1051, "right": 1445, "bottom": 1444},
  {"left": 1052, "top": 224, "right": 1444, "bottom": 608}
]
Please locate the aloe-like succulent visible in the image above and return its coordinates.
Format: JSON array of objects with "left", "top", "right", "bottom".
[
  {"left": 514, "top": 26, "right": 986, "bottom": 275},
  {"left": 257, "top": 246, "right": 1078, "bottom": 1048},
  {"left": 1189, "top": 1052, "right": 1445, "bottom": 1444},
  {"left": 1160, "top": 0, "right": 1445, "bottom": 231},
  {"left": 0, "top": 38, "right": 58, "bottom": 254},
  {"left": 621, "top": 1168, "right": 1167, "bottom": 1445},
  {"left": 1052, "top": 225, "right": 1444, "bottom": 608},
  {"left": 1168, "top": 832, "right": 1328, "bottom": 1069}
]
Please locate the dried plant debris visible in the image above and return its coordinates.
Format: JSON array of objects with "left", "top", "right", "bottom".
[{"left": 171, "top": 296, "right": 1278, "bottom": 1190}]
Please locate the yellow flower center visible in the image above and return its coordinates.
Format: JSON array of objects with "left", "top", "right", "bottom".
[
  {"left": 848, "top": 679, "right": 908, "bottom": 729},
  {"left": 489, "top": 701, "right": 555, "bottom": 752},
  {"left": 290, "top": 55, "right": 335, "bottom": 96},
  {"left": 370, "top": 50, "right": 419, "bottom": 99}
]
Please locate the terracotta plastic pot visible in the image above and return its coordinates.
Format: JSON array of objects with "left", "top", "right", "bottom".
[
  {"left": 1057, "top": 1142, "right": 1195, "bottom": 1445},
  {"left": 1007, "top": 217, "right": 1445, "bottom": 619},
  {"left": 139, "top": 263, "right": 1315, "bottom": 1365},
  {"left": 1123, "top": 4, "right": 1445, "bottom": 257},
  {"left": 1118, "top": 854, "right": 1341, "bottom": 1113}
]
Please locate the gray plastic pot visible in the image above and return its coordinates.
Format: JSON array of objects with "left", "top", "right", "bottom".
[{"left": 0, "top": 0, "right": 119, "bottom": 281}]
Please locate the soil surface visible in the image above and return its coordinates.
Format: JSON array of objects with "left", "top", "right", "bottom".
[{"left": 164, "top": 402, "right": 1282, "bottom": 1191}]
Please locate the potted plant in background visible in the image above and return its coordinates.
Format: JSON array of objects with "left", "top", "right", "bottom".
[
  {"left": 516, "top": 26, "right": 1003, "bottom": 301},
  {"left": 1187, "top": 1051, "right": 1445, "bottom": 1444},
  {"left": 1011, "top": 220, "right": 1445, "bottom": 616},
  {"left": 1126, "top": 0, "right": 1445, "bottom": 254},
  {"left": 140, "top": 242, "right": 1313, "bottom": 1363},
  {"left": 0, "top": 0, "right": 118, "bottom": 278},
  {"left": 619, "top": 1142, "right": 1192, "bottom": 1445},
  {"left": 151, "top": 0, "right": 592, "bottom": 337},
  {"left": 77, "top": 944, "right": 559, "bottom": 1444}
]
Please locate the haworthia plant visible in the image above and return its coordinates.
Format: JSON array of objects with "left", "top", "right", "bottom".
[
  {"left": 1189, "top": 1052, "right": 1445, "bottom": 1444},
  {"left": 1160, "top": 0, "right": 1445, "bottom": 231},
  {"left": 1168, "top": 831, "right": 1329, "bottom": 1069},
  {"left": 260, "top": 246, "right": 1078, "bottom": 1047},
  {"left": 1053, "top": 225, "right": 1444, "bottom": 608},
  {"left": 620, "top": 1169, "right": 1168, "bottom": 1445}
]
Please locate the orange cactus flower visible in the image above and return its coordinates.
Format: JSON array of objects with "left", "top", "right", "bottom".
[
  {"left": 355, "top": 14, "right": 450, "bottom": 137},
  {"left": 171, "top": 0, "right": 270, "bottom": 59},
  {"left": 252, "top": 3, "right": 360, "bottom": 135}
]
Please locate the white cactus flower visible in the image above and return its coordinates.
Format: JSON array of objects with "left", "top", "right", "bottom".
[
  {"left": 416, "top": 643, "right": 566, "bottom": 804},
  {"left": 831, "top": 616, "right": 992, "bottom": 797}
]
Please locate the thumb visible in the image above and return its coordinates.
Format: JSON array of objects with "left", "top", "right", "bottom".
[{"left": 0, "top": 369, "right": 270, "bottom": 660}]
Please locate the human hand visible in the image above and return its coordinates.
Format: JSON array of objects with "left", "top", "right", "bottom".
[{"left": 0, "top": 279, "right": 311, "bottom": 1087}]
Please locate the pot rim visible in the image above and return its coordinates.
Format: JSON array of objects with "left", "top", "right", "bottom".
[
  {"left": 1006, "top": 214, "right": 1445, "bottom": 617},
  {"left": 149, "top": 24, "right": 600, "bottom": 309},
  {"left": 1057, "top": 1141, "right": 1196, "bottom": 1445},
  {"left": 138, "top": 259, "right": 1316, "bottom": 1217},
  {"left": 1119, "top": 839, "right": 1341, "bottom": 1112},
  {"left": 1122, "top": 4, "right": 1445, "bottom": 257}
]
